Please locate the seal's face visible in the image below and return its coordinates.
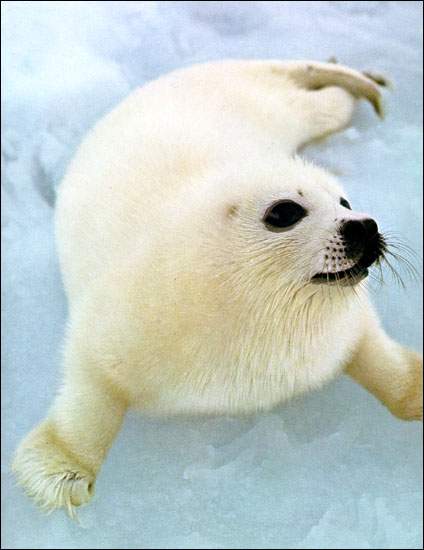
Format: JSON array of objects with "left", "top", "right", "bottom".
[
  {"left": 260, "top": 191, "right": 385, "bottom": 287},
  {"left": 231, "top": 159, "right": 386, "bottom": 289}
]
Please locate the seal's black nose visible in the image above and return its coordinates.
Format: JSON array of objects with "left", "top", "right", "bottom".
[
  {"left": 340, "top": 218, "right": 381, "bottom": 264},
  {"left": 341, "top": 218, "right": 378, "bottom": 246}
]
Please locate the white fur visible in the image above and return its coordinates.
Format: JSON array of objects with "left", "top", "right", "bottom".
[{"left": 13, "top": 60, "right": 422, "bottom": 514}]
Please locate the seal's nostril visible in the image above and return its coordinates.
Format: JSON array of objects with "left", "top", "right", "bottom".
[
  {"left": 340, "top": 218, "right": 379, "bottom": 245},
  {"left": 340, "top": 220, "right": 366, "bottom": 243},
  {"left": 362, "top": 218, "right": 378, "bottom": 239},
  {"left": 339, "top": 218, "right": 381, "bottom": 263}
]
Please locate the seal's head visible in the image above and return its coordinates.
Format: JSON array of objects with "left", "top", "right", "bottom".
[{"left": 225, "top": 157, "right": 386, "bottom": 291}]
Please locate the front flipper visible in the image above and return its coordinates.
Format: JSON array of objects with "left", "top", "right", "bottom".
[{"left": 345, "top": 309, "right": 422, "bottom": 421}]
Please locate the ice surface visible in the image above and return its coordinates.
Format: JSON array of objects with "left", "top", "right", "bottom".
[{"left": 2, "top": 1, "right": 422, "bottom": 548}]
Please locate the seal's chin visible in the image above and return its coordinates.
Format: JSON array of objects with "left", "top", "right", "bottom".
[{"left": 311, "top": 264, "right": 369, "bottom": 286}]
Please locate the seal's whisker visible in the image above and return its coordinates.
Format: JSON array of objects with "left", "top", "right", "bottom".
[
  {"left": 334, "top": 269, "right": 345, "bottom": 300},
  {"left": 384, "top": 249, "right": 421, "bottom": 282},
  {"left": 381, "top": 232, "right": 421, "bottom": 260},
  {"left": 375, "top": 259, "right": 385, "bottom": 285},
  {"left": 380, "top": 253, "right": 406, "bottom": 289},
  {"left": 386, "top": 241, "right": 420, "bottom": 260}
]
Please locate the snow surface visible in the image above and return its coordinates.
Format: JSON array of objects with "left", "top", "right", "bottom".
[{"left": 1, "top": 1, "right": 423, "bottom": 548}]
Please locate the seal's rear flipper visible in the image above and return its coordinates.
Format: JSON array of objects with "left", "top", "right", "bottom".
[{"left": 276, "top": 60, "right": 386, "bottom": 118}]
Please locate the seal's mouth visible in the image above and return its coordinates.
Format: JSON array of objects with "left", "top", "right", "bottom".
[
  {"left": 312, "top": 234, "right": 385, "bottom": 286},
  {"left": 311, "top": 264, "right": 369, "bottom": 285},
  {"left": 311, "top": 239, "right": 385, "bottom": 286}
]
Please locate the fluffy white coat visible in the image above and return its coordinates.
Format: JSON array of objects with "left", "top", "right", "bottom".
[{"left": 13, "top": 60, "right": 422, "bottom": 514}]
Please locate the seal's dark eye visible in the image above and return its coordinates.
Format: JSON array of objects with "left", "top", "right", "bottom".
[
  {"left": 263, "top": 200, "right": 307, "bottom": 231},
  {"left": 340, "top": 197, "right": 351, "bottom": 210}
]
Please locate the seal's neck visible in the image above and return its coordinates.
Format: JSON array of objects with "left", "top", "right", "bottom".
[{"left": 230, "top": 279, "right": 364, "bottom": 363}]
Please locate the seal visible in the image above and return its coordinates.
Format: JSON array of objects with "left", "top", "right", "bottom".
[{"left": 13, "top": 60, "right": 423, "bottom": 515}]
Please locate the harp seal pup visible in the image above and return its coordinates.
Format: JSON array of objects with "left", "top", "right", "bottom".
[{"left": 13, "top": 60, "right": 423, "bottom": 514}]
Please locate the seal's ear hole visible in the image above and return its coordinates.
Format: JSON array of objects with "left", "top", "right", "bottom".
[{"left": 226, "top": 205, "right": 239, "bottom": 219}]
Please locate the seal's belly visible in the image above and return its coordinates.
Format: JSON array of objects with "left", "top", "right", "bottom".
[
  {"left": 132, "top": 301, "right": 363, "bottom": 416},
  {"left": 144, "top": 353, "right": 345, "bottom": 415}
]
